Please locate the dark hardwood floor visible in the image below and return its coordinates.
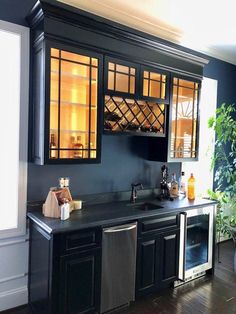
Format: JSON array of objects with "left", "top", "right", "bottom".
[{"left": 2, "top": 240, "right": 236, "bottom": 314}]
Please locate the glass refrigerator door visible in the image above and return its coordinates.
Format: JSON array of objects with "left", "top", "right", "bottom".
[{"left": 186, "top": 214, "right": 209, "bottom": 270}]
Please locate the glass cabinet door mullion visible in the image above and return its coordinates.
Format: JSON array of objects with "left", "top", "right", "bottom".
[
  {"left": 161, "top": 74, "right": 164, "bottom": 99},
  {"left": 128, "top": 67, "right": 131, "bottom": 94},
  {"left": 88, "top": 61, "right": 92, "bottom": 158},
  {"left": 58, "top": 51, "right": 62, "bottom": 159},
  {"left": 114, "top": 64, "right": 117, "bottom": 91},
  {"left": 190, "top": 87, "right": 195, "bottom": 158},
  {"left": 148, "top": 72, "right": 151, "bottom": 97},
  {"left": 174, "top": 81, "right": 179, "bottom": 158}
]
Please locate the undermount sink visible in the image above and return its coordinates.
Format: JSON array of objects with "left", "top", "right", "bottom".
[{"left": 127, "top": 202, "right": 163, "bottom": 211}]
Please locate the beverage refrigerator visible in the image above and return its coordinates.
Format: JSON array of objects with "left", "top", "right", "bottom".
[{"left": 175, "top": 205, "right": 216, "bottom": 286}]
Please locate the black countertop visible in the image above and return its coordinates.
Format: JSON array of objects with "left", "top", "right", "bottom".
[{"left": 27, "top": 196, "right": 216, "bottom": 234}]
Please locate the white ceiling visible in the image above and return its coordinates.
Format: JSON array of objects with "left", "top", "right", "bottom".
[{"left": 58, "top": 0, "right": 236, "bottom": 65}]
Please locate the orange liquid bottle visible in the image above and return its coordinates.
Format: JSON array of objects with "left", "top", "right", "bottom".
[{"left": 187, "top": 173, "right": 195, "bottom": 200}]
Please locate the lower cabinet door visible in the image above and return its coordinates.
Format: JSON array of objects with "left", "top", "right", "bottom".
[
  {"left": 59, "top": 248, "right": 101, "bottom": 314},
  {"left": 136, "top": 236, "right": 159, "bottom": 296},
  {"left": 159, "top": 229, "right": 179, "bottom": 286},
  {"left": 136, "top": 229, "right": 180, "bottom": 295}
]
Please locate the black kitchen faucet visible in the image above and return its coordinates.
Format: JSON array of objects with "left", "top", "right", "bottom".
[{"left": 130, "top": 183, "right": 143, "bottom": 203}]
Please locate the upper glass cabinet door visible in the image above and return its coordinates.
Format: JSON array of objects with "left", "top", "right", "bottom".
[
  {"left": 141, "top": 67, "right": 169, "bottom": 104},
  {"left": 105, "top": 57, "right": 139, "bottom": 98},
  {"left": 49, "top": 47, "right": 98, "bottom": 161},
  {"left": 170, "top": 77, "right": 200, "bottom": 159}
]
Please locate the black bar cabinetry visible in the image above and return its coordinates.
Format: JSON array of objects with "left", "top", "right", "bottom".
[
  {"left": 59, "top": 249, "right": 101, "bottom": 314},
  {"left": 136, "top": 214, "right": 180, "bottom": 296},
  {"left": 28, "top": 222, "right": 102, "bottom": 314},
  {"left": 27, "top": 198, "right": 216, "bottom": 314},
  {"left": 148, "top": 74, "right": 201, "bottom": 162},
  {"left": 28, "top": 2, "right": 104, "bottom": 165},
  {"left": 27, "top": 0, "right": 208, "bottom": 164},
  {"left": 29, "top": 38, "right": 103, "bottom": 165},
  {"left": 28, "top": 214, "right": 179, "bottom": 314},
  {"left": 104, "top": 57, "right": 168, "bottom": 137}
]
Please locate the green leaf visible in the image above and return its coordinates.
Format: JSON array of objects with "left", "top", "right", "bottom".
[{"left": 208, "top": 103, "right": 236, "bottom": 234}]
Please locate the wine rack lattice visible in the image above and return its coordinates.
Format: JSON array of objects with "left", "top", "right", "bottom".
[{"left": 104, "top": 95, "right": 165, "bottom": 135}]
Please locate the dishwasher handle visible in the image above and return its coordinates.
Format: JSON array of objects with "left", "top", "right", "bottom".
[
  {"left": 103, "top": 223, "right": 137, "bottom": 233},
  {"left": 178, "top": 212, "right": 187, "bottom": 281}
]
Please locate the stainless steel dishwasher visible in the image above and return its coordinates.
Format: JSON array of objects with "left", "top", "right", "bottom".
[{"left": 100, "top": 222, "right": 137, "bottom": 313}]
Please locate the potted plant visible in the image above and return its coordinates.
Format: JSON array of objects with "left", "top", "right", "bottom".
[
  {"left": 207, "top": 190, "right": 230, "bottom": 240},
  {"left": 229, "top": 202, "right": 236, "bottom": 243},
  {"left": 208, "top": 103, "right": 236, "bottom": 253}
]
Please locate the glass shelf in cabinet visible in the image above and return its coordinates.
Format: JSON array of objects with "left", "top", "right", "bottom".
[
  {"left": 50, "top": 100, "right": 97, "bottom": 109},
  {"left": 50, "top": 129, "right": 96, "bottom": 134},
  {"left": 51, "top": 69, "right": 97, "bottom": 81},
  {"left": 171, "top": 136, "right": 194, "bottom": 139},
  {"left": 50, "top": 82, "right": 93, "bottom": 90}
]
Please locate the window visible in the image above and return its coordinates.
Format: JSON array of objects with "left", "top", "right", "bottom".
[
  {"left": 182, "top": 77, "right": 217, "bottom": 196},
  {"left": 0, "top": 20, "right": 29, "bottom": 238}
]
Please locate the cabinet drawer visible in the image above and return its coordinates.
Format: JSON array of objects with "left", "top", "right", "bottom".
[
  {"left": 140, "top": 214, "right": 179, "bottom": 234},
  {"left": 60, "top": 229, "right": 101, "bottom": 254}
]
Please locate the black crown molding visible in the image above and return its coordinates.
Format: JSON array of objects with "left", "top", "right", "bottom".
[{"left": 27, "top": 0, "right": 209, "bottom": 68}]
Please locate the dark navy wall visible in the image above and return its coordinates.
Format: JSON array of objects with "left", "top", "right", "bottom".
[
  {"left": 204, "top": 57, "right": 236, "bottom": 106},
  {"left": 0, "top": 0, "right": 34, "bottom": 26},
  {"left": 204, "top": 58, "right": 236, "bottom": 191},
  {"left": 28, "top": 136, "right": 180, "bottom": 200},
  {"left": 1, "top": 0, "right": 235, "bottom": 201}
]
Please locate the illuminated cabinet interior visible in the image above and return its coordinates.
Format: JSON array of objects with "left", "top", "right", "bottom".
[
  {"left": 170, "top": 77, "right": 200, "bottom": 159},
  {"left": 28, "top": 0, "right": 207, "bottom": 165},
  {"left": 49, "top": 48, "right": 98, "bottom": 161},
  {"left": 104, "top": 59, "right": 168, "bottom": 136},
  {"left": 142, "top": 70, "right": 167, "bottom": 100}
]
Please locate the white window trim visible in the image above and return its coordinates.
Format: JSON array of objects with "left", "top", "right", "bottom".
[{"left": 0, "top": 20, "right": 29, "bottom": 239}]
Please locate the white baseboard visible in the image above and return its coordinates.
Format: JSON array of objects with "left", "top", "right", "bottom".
[{"left": 0, "top": 285, "right": 28, "bottom": 311}]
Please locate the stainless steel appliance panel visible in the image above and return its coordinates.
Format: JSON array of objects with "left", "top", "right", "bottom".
[
  {"left": 100, "top": 222, "right": 137, "bottom": 313},
  {"left": 177, "top": 205, "right": 215, "bottom": 285}
]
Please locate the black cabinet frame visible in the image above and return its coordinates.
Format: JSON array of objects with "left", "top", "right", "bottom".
[
  {"left": 28, "top": 221, "right": 102, "bottom": 314},
  {"left": 140, "top": 65, "right": 170, "bottom": 104},
  {"left": 136, "top": 214, "right": 180, "bottom": 296},
  {"left": 103, "top": 56, "right": 169, "bottom": 137},
  {"left": 148, "top": 73, "right": 201, "bottom": 162},
  {"left": 59, "top": 248, "right": 101, "bottom": 314},
  {"left": 32, "top": 39, "right": 104, "bottom": 164},
  {"left": 167, "top": 73, "right": 201, "bottom": 162},
  {"left": 104, "top": 56, "right": 140, "bottom": 99},
  {"left": 28, "top": 0, "right": 208, "bottom": 164}
]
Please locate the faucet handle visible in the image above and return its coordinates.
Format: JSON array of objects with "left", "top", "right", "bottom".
[{"left": 131, "top": 182, "right": 143, "bottom": 189}]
